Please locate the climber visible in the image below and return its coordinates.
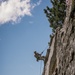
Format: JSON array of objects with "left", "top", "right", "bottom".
[{"left": 34, "top": 51, "right": 45, "bottom": 62}]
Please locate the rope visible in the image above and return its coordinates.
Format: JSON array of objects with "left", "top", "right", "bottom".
[
  {"left": 41, "top": 45, "right": 48, "bottom": 55},
  {"left": 40, "top": 61, "right": 42, "bottom": 75},
  {"left": 39, "top": 45, "right": 48, "bottom": 75}
]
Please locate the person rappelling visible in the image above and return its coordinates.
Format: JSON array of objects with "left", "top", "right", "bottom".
[{"left": 34, "top": 51, "right": 45, "bottom": 62}]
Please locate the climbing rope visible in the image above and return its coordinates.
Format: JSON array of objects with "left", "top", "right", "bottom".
[
  {"left": 40, "top": 45, "right": 48, "bottom": 55},
  {"left": 38, "top": 45, "right": 48, "bottom": 75},
  {"left": 39, "top": 61, "right": 42, "bottom": 75}
]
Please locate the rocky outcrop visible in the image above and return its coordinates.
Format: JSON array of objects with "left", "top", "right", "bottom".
[{"left": 42, "top": 1, "right": 75, "bottom": 75}]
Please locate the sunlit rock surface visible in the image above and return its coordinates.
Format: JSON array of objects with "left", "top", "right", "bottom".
[{"left": 42, "top": 1, "right": 75, "bottom": 75}]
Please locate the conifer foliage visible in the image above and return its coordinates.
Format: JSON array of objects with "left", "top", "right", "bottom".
[{"left": 44, "top": 0, "right": 66, "bottom": 32}]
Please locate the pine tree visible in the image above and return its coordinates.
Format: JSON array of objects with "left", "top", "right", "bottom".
[{"left": 44, "top": 0, "right": 66, "bottom": 32}]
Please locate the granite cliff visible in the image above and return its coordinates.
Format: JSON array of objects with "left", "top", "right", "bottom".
[{"left": 42, "top": 0, "right": 75, "bottom": 75}]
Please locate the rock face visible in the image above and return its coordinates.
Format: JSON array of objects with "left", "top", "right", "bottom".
[{"left": 42, "top": 1, "right": 75, "bottom": 75}]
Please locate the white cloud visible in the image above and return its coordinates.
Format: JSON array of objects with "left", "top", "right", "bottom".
[
  {"left": 0, "top": 0, "right": 42, "bottom": 24},
  {"left": 37, "top": 0, "right": 42, "bottom": 5},
  {"left": 0, "top": 0, "right": 31, "bottom": 24},
  {"left": 32, "top": 0, "right": 42, "bottom": 9}
]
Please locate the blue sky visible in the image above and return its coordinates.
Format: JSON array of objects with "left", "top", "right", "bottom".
[{"left": 0, "top": 0, "right": 52, "bottom": 75}]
